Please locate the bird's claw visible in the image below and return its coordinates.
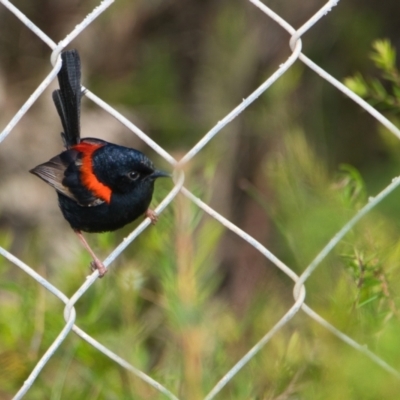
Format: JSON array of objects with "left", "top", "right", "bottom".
[
  {"left": 90, "top": 259, "right": 107, "bottom": 278},
  {"left": 145, "top": 208, "right": 158, "bottom": 225}
]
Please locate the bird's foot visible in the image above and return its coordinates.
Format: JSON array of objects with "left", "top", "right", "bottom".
[
  {"left": 90, "top": 258, "right": 108, "bottom": 278},
  {"left": 145, "top": 208, "right": 158, "bottom": 225},
  {"left": 75, "top": 230, "right": 107, "bottom": 278}
]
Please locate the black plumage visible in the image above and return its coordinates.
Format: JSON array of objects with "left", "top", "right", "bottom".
[{"left": 30, "top": 50, "right": 169, "bottom": 276}]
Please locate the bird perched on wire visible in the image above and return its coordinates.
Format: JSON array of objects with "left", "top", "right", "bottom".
[{"left": 30, "top": 49, "right": 169, "bottom": 277}]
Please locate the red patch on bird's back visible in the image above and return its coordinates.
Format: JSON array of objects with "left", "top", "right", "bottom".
[{"left": 73, "top": 142, "right": 112, "bottom": 203}]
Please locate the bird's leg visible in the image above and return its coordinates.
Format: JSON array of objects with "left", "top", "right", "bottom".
[
  {"left": 144, "top": 208, "right": 158, "bottom": 224},
  {"left": 74, "top": 230, "right": 107, "bottom": 277}
]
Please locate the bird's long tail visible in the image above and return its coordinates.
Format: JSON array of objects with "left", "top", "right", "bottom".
[{"left": 53, "top": 50, "right": 82, "bottom": 148}]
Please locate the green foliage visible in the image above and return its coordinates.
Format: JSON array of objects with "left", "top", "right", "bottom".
[
  {"left": 256, "top": 51, "right": 400, "bottom": 378},
  {"left": 341, "top": 38, "right": 400, "bottom": 329},
  {"left": 3, "top": 143, "right": 400, "bottom": 398},
  {"left": 344, "top": 39, "right": 400, "bottom": 113},
  {"left": 335, "top": 164, "right": 367, "bottom": 209}
]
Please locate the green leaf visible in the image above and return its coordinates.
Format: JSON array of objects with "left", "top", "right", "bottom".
[
  {"left": 343, "top": 73, "right": 368, "bottom": 97},
  {"left": 370, "top": 39, "right": 396, "bottom": 71}
]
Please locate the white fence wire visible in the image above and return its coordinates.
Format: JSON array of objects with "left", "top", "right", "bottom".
[{"left": 1, "top": 0, "right": 400, "bottom": 398}]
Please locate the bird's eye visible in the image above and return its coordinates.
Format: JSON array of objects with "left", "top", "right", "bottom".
[{"left": 128, "top": 171, "right": 140, "bottom": 180}]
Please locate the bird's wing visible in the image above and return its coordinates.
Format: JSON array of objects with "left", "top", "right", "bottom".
[
  {"left": 30, "top": 149, "right": 105, "bottom": 207},
  {"left": 53, "top": 50, "right": 82, "bottom": 149}
]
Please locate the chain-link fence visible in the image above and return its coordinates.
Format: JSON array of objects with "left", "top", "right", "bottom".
[{"left": 1, "top": 0, "right": 400, "bottom": 399}]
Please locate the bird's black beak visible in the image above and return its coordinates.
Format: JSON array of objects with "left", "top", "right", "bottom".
[{"left": 152, "top": 170, "right": 171, "bottom": 179}]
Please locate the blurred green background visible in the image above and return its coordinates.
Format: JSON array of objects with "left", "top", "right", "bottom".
[{"left": 1, "top": 0, "right": 400, "bottom": 398}]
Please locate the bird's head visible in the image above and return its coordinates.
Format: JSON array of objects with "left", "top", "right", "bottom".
[{"left": 91, "top": 144, "right": 170, "bottom": 195}]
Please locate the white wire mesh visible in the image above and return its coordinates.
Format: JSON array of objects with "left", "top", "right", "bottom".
[{"left": 1, "top": 0, "right": 400, "bottom": 398}]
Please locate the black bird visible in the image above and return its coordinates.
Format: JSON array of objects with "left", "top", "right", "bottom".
[{"left": 30, "top": 50, "right": 169, "bottom": 277}]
